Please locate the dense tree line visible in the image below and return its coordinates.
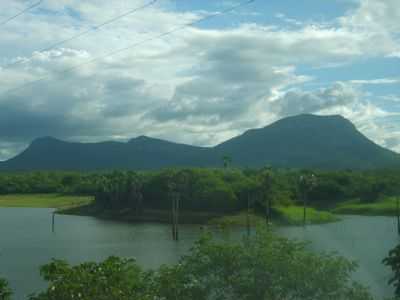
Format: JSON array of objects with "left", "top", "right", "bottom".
[
  {"left": 0, "top": 168, "right": 399, "bottom": 213},
  {"left": 0, "top": 230, "right": 374, "bottom": 300}
]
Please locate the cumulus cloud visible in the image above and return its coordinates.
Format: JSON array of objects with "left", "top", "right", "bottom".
[
  {"left": 270, "top": 82, "right": 359, "bottom": 116},
  {"left": 0, "top": 0, "right": 399, "bottom": 160}
]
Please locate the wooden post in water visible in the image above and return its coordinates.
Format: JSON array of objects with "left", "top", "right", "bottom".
[
  {"left": 175, "top": 194, "right": 180, "bottom": 241},
  {"left": 303, "top": 195, "right": 306, "bottom": 227},
  {"left": 171, "top": 193, "right": 176, "bottom": 240},
  {"left": 302, "top": 192, "right": 307, "bottom": 226},
  {"left": 51, "top": 212, "right": 55, "bottom": 233},
  {"left": 171, "top": 192, "right": 179, "bottom": 241}
]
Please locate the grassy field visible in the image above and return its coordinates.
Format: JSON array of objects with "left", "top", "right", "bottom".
[
  {"left": 274, "top": 205, "right": 340, "bottom": 225},
  {"left": 332, "top": 197, "right": 400, "bottom": 216},
  {"left": 0, "top": 194, "right": 93, "bottom": 209}
]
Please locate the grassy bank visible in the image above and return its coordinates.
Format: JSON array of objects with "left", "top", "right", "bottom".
[
  {"left": 208, "top": 211, "right": 266, "bottom": 227},
  {"left": 0, "top": 194, "right": 93, "bottom": 209},
  {"left": 332, "top": 197, "right": 400, "bottom": 216},
  {"left": 274, "top": 205, "right": 340, "bottom": 225},
  {"left": 207, "top": 205, "right": 339, "bottom": 227}
]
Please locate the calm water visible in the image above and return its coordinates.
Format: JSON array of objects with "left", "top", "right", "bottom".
[
  {"left": 0, "top": 208, "right": 217, "bottom": 300},
  {"left": 0, "top": 208, "right": 399, "bottom": 299},
  {"left": 277, "top": 215, "right": 400, "bottom": 299}
]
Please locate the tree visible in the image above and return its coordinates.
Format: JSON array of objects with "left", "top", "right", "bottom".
[
  {"left": 259, "top": 168, "right": 274, "bottom": 225},
  {"left": 19, "top": 230, "right": 373, "bottom": 300},
  {"left": 383, "top": 243, "right": 400, "bottom": 297},
  {"left": 0, "top": 278, "right": 11, "bottom": 300},
  {"left": 28, "top": 257, "right": 153, "bottom": 300},
  {"left": 298, "top": 173, "right": 317, "bottom": 225},
  {"left": 153, "top": 230, "right": 373, "bottom": 300}
]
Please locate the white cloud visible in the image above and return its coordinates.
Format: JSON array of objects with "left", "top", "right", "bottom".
[
  {"left": 0, "top": 0, "right": 399, "bottom": 160},
  {"left": 349, "top": 78, "right": 400, "bottom": 85}
]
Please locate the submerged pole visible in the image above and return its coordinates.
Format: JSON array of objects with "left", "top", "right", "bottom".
[
  {"left": 171, "top": 193, "right": 179, "bottom": 241},
  {"left": 246, "top": 195, "right": 251, "bottom": 236},
  {"left": 303, "top": 192, "right": 307, "bottom": 227},
  {"left": 397, "top": 197, "right": 400, "bottom": 235},
  {"left": 51, "top": 212, "right": 55, "bottom": 233},
  {"left": 175, "top": 195, "right": 180, "bottom": 241},
  {"left": 171, "top": 194, "right": 175, "bottom": 240}
]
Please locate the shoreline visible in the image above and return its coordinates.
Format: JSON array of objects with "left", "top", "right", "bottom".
[
  {"left": 59, "top": 203, "right": 340, "bottom": 227},
  {"left": 58, "top": 205, "right": 226, "bottom": 225},
  {"left": 332, "top": 198, "right": 400, "bottom": 216}
]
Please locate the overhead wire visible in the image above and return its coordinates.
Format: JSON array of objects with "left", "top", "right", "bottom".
[
  {"left": 0, "top": 0, "right": 256, "bottom": 97},
  {"left": 0, "top": 0, "right": 43, "bottom": 26},
  {"left": 2, "top": 0, "right": 159, "bottom": 69}
]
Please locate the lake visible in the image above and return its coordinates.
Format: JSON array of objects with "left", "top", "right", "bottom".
[
  {"left": 0, "top": 208, "right": 398, "bottom": 299},
  {"left": 277, "top": 215, "right": 400, "bottom": 298}
]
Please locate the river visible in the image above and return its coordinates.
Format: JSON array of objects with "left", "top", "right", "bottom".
[{"left": 0, "top": 208, "right": 398, "bottom": 299}]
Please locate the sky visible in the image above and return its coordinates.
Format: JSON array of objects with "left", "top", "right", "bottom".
[{"left": 0, "top": 0, "right": 399, "bottom": 160}]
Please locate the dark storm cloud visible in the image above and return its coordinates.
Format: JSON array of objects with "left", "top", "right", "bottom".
[{"left": 0, "top": 62, "right": 158, "bottom": 143}]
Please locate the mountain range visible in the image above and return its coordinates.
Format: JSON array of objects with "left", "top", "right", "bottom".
[{"left": 1, "top": 114, "right": 399, "bottom": 171}]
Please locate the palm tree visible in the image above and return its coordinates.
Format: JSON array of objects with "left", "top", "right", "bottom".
[
  {"left": 299, "top": 173, "right": 317, "bottom": 226},
  {"left": 259, "top": 167, "right": 273, "bottom": 226}
]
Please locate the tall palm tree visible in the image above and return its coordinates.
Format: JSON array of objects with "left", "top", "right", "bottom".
[
  {"left": 260, "top": 167, "right": 273, "bottom": 225},
  {"left": 299, "top": 173, "right": 317, "bottom": 226}
]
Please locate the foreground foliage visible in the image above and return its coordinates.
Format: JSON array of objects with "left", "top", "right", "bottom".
[
  {"left": 383, "top": 244, "right": 400, "bottom": 297},
  {"left": 24, "top": 230, "right": 372, "bottom": 300},
  {"left": 0, "top": 278, "right": 11, "bottom": 300}
]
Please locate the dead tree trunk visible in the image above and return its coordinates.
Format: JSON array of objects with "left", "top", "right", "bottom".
[
  {"left": 397, "top": 197, "right": 400, "bottom": 235},
  {"left": 52, "top": 212, "right": 55, "bottom": 233},
  {"left": 171, "top": 192, "right": 179, "bottom": 241},
  {"left": 246, "top": 195, "right": 251, "bottom": 237},
  {"left": 303, "top": 191, "right": 307, "bottom": 227}
]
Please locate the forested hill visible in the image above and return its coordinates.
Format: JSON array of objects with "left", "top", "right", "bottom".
[{"left": 1, "top": 114, "right": 399, "bottom": 171}]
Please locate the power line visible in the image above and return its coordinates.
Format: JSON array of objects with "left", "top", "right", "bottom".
[
  {"left": 41, "top": 0, "right": 158, "bottom": 52},
  {"left": 0, "top": 0, "right": 43, "bottom": 26},
  {"left": 3, "top": 0, "right": 158, "bottom": 69},
  {"left": 0, "top": 0, "right": 256, "bottom": 97}
]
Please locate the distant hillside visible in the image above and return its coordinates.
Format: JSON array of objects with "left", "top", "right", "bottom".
[
  {"left": 215, "top": 114, "right": 400, "bottom": 169},
  {"left": 1, "top": 114, "right": 399, "bottom": 171}
]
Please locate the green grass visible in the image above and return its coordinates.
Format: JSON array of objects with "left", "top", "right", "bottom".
[
  {"left": 274, "top": 205, "right": 340, "bottom": 226},
  {"left": 0, "top": 194, "right": 93, "bottom": 209},
  {"left": 208, "top": 211, "right": 266, "bottom": 227},
  {"left": 332, "top": 197, "right": 400, "bottom": 216},
  {"left": 208, "top": 206, "right": 339, "bottom": 227}
]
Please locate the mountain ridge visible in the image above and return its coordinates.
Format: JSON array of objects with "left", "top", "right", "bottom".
[{"left": 1, "top": 114, "right": 399, "bottom": 170}]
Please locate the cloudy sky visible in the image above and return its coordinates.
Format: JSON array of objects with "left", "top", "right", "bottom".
[{"left": 0, "top": 0, "right": 399, "bottom": 160}]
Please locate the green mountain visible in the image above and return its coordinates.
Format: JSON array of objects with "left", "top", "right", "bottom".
[
  {"left": 1, "top": 114, "right": 399, "bottom": 170},
  {"left": 215, "top": 114, "right": 400, "bottom": 169}
]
